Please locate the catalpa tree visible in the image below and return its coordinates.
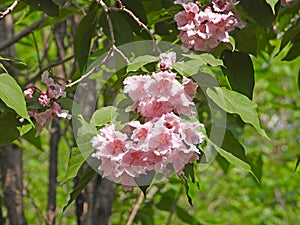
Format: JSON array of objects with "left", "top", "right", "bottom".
[{"left": 0, "top": 0, "right": 299, "bottom": 224}]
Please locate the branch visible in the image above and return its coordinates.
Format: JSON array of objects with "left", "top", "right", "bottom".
[
  {"left": 0, "top": 17, "right": 46, "bottom": 52},
  {"left": 96, "top": 0, "right": 115, "bottom": 45},
  {"left": 0, "top": 0, "right": 20, "bottom": 20},
  {"left": 113, "top": 0, "right": 160, "bottom": 53},
  {"left": 24, "top": 55, "right": 74, "bottom": 86},
  {"left": 66, "top": 48, "right": 113, "bottom": 88},
  {"left": 125, "top": 191, "right": 144, "bottom": 225}
]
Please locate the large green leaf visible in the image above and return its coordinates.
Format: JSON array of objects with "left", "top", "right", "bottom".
[
  {"left": 63, "top": 164, "right": 96, "bottom": 212},
  {"left": 90, "top": 106, "right": 118, "bottom": 126},
  {"left": 21, "top": 0, "right": 59, "bottom": 17},
  {"left": 183, "top": 53, "right": 223, "bottom": 67},
  {"left": 283, "top": 39, "right": 300, "bottom": 61},
  {"left": 279, "top": 20, "right": 300, "bottom": 52},
  {"left": 62, "top": 147, "right": 85, "bottom": 183},
  {"left": 100, "top": 11, "right": 135, "bottom": 46},
  {"left": 206, "top": 87, "right": 269, "bottom": 139},
  {"left": 231, "top": 25, "right": 257, "bottom": 56},
  {"left": 0, "top": 73, "right": 32, "bottom": 124},
  {"left": 75, "top": 7, "right": 100, "bottom": 72},
  {"left": 239, "top": 0, "right": 275, "bottom": 29},
  {"left": 173, "top": 59, "right": 202, "bottom": 77},
  {"left": 209, "top": 140, "right": 257, "bottom": 180},
  {"left": 126, "top": 55, "right": 158, "bottom": 72},
  {"left": 221, "top": 50, "right": 254, "bottom": 99}
]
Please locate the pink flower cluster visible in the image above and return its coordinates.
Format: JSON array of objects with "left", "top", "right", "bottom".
[
  {"left": 24, "top": 73, "right": 71, "bottom": 135},
  {"left": 174, "top": 0, "right": 245, "bottom": 52},
  {"left": 90, "top": 52, "right": 205, "bottom": 189}
]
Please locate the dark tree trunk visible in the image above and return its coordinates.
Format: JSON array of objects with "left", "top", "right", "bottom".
[
  {"left": 46, "top": 118, "right": 60, "bottom": 225},
  {"left": 0, "top": 146, "right": 28, "bottom": 225}
]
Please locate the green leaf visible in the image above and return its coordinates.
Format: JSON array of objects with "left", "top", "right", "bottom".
[
  {"left": 279, "top": 21, "right": 300, "bottom": 52},
  {"left": 0, "top": 110, "right": 20, "bottom": 146},
  {"left": 239, "top": 0, "right": 275, "bottom": 28},
  {"left": 90, "top": 106, "right": 117, "bottom": 126},
  {"left": 63, "top": 164, "right": 96, "bottom": 212},
  {"left": 21, "top": 0, "right": 59, "bottom": 17},
  {"left": 221, "top": 129, "right": 249, "bottom": 163},
  {"left": 206, "top": 87, "right": 269, "bottom": 139},
  {"left": 283, "top": 39, "right": 300, "bottom": 61},
  {"left": 127, "top": 55, "right": 158, "bottom": 72},
  {"left": 266, "top": 0, "right": 279, "bottom": 14},
  {"left": 183, "top": 163, "right": 195, "bottom": 183},
  {"left": 231, "top": 25, "right": 257, "bottom": 56},
  {"left": 173, "top": 60, "right": 202, "bottom": 77},
  {"left": 63, "top": 147, "right": 85, "bottom": 183},
  {"left": 176, "top": 206, "right": 201, "bottom": 225},
  {"left": 0, "top": 56, "right": 27, "bottom": 70},
  {"left": 0, "top": 73, "right": 32, "bottom": 124},
  {"left": 77, "top": 115, "right": 98, "bottom": 137},
  {"left": 183, "top": 53, "right": 223, "bottom": 67},
  {"left": 100, "top": 11, "right": 135, "bottom": 46},
  {"left": 209, "top": 140, "right": 256, "bottom": 180},
  {"left": 221, "top": 50, "right": 254, "bottom": 99},
  {"left": 180, "top": 176, "right": 193, "bottom": 207},
  {"left": 22, "top": 128, "right": 43, "bottom": 150},
  {"left": 75, "top": 7, "right": 100, "bottom": 72}
]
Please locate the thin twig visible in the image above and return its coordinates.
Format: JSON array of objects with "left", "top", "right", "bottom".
[
  {"left": 24, "top": 55, "right": 74, "bottom": 86},
  {"left": 0, "top": 0, "right": 19, "bottom": 20},
  {"left": 125, "top": 191, "right": 144, "bottom": 225},
  {"left": 66, "top": 48, "right": 114, "bottom": 88},
  {"left": 0, "top": 17, "right": 46, "bottom": 51},
  {"left": 112, "top": 0, "right": 160, "bottom": 53},
  {"left": 112, "top": 45, "right": 130, "bottom": 64},
  {"left": 96, "top": 0, "right": 115, "bottom": 45},
  {"left": 32, "top": 32, "right": 42, "bottom": 70}
]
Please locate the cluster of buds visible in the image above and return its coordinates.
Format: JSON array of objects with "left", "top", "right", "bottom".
[
  {"left": 23, "top": 73, "right": 71, "bottom": 135},
  {"left": 90, "top": 52, "right": 205, "bottom": 189},
  {"left": 174, "top": 0, "right": 245, "bottom": 52}
]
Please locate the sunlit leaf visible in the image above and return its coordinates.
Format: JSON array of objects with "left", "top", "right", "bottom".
[
  {"left": 127, "top": 55, "right": 158, "bottom": 72},
  {"left": 207, "top": 87, "right": 269, "bottom": 139},
  {"left": 0, "top": 73, "right": 32, "bottom": 124}
]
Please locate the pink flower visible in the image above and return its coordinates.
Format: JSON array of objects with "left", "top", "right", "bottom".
[
  {"left": 123, "top": 75, "right": 151, "bottom": 101},
  {"left": 51, "top": 101, "right": 71, "bottom": 119},
  {"left": 41, "top": 73, "right": 66, "bottom": 98},
  {"left": 182, "top": 77, "right": 198, "bottom": 101},
  {"left": 180, "top": 122, "right": 205, "bottom": 145},
  {"left": 212, "top": 0, "right": 236, "bottom": 12},
  {"left": 23, "top": 86, "right": 35, "bottom": 99},
  {"left": 47, "top": 84, "right": 66, "bottom": 98},
  {"left": 31, "top": 109, "right": 55, "bottom": 135},
  {"left": 174, "top": 2, "right": 200, "bottom": 28},
  {"left": 158, "top": 52, "right": 176, "bottom": 71},
  {"left": 137, "top": 97, "right": 173, "bottom": 119},
  {"left": 174, "top": 1, "right": 245, "bottom": 52},
  {"left": 39, "top": 91, "right": 50, "bottom": 106}
]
